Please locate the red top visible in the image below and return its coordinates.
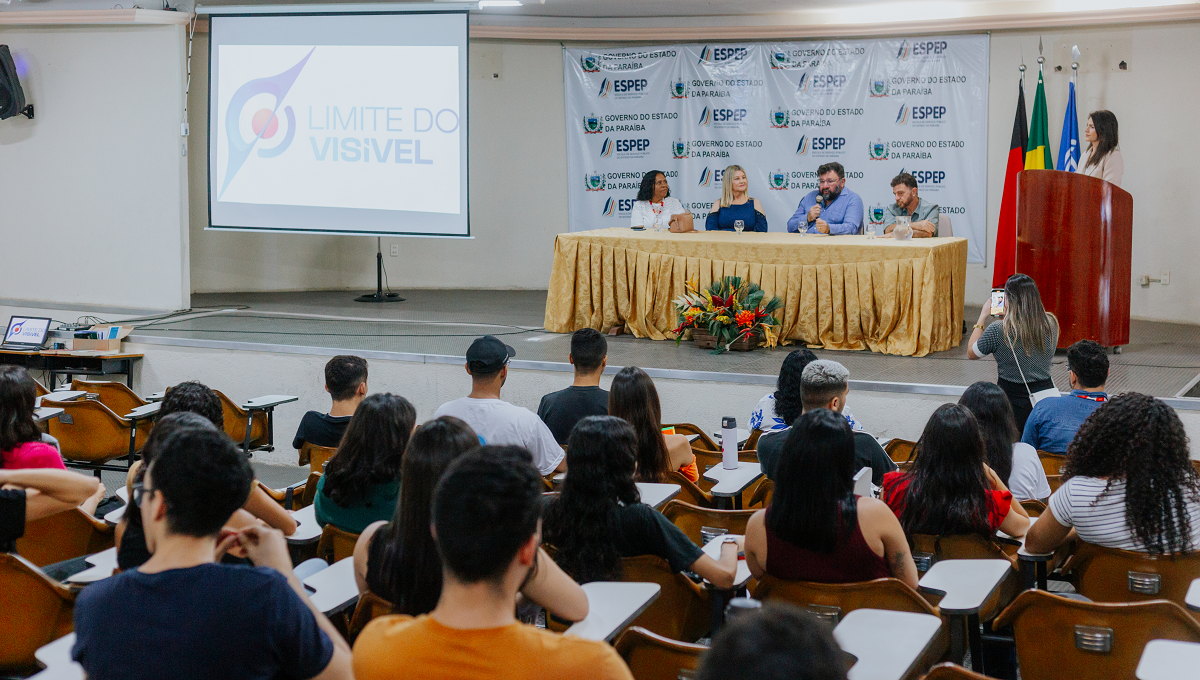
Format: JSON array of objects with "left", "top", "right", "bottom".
[
  {"left": 3, "top": 441, "right": 67, "bottom": 470},
  {"left": 764, "top": 501, "right": 890, "bottom": 583},
  {"left": 879, "top": 471, "right": 1012, "bottom": 532}
]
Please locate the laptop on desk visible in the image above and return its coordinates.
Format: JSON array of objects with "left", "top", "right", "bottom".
[{"left": 1, "top": 316, "right": 52, "bottom": 351}]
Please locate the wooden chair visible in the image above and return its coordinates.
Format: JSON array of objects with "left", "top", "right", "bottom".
[
  {"left": 747, "top": 478, "right": 774, "bottom": 509},
  {"left": 214, "top": 390, "right": 268, "bottom": 450},
  {"left": 885, "top": 438, "right": 918, "bottom": 465},
  {"left": 298, "top": 442, "right": 337, "bottom": 471},
  {"left": 1021, "top": 499, "right": 1047, "bottom": 517},
  {"left": 0, "top": 553, "right": 77, "bottom": 673},
  {"left": 1060, "top": 542, "right": 1200, "bottom": 608},
  {"left": 299, "top": 470, "right": 322, "bottom": 508},
  {"left": 744, "top": 428, "right": 763, "bottom": 451},
  {"left": 667, "top": 470, "right": 717, "bottom": 509},
  {"left": 1037, "top": 450, "right": 1066, "bottom": 493},
  {"left": 620, "top": 555, "right": 712, "bottom": 643},
  {"left": 614, "top": 626, "right": 706, "bottom": 680},
  {"left": 921, "top": 662, "right": 991, "bottom": 680},
  {"left": 993, "top": 589, "right": 1200, "bottom": 680},
  {"left": 256, "top": 479, "right": 309, "bottom": 512},
  {"left": 348, "top": 590, "right": 395, "bottom": 643},
  {"left": 71, "top": 379, "right": 146, "bottom": 416},
  {"left": 665, "top": 423, "right": 719, "bottom": 452},
  {"left": 660, "top": 499, "right": 754, "bottom": 546},
  {"left": 42, "top": 397, "right": 147, "bottom": 472},
  {"left": 316, "top": 524, "right": 360, "bottom": 564},
  {"left": 33, "top": 378, "right": 51, "bottom": 397},
  {"left": 16, "top": 508, "right": 115, "bottom": 567},
  {"left": 910, "top": 533, "right": 1021, "bottom": 621}
]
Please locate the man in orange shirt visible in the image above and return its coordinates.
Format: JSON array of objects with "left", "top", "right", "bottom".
[{"left": 353, "top": 445, "right": 633, "bottom": 680}]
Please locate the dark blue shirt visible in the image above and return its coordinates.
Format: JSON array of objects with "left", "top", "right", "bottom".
[
  {"left": 705, "top": 201, "right": 768, "bottom": 232},
  {"left": 73, "top": 563, "right": 334, "bottom": 680},
  {"left": 1021, "top": 389, "right": 1108, "bottom": 454}
]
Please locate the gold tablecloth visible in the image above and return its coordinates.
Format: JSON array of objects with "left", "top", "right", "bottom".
[{"left": 544, "top": 228, "right": 968, "bottom": 357}]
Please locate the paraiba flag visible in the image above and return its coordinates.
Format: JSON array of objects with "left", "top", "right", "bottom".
[
  {"left": 1025, "top": 68, "right": 1053, "bottom": 170},
  {"left": 1057, "top": 79, "right": 1080, "bottom": 172}
]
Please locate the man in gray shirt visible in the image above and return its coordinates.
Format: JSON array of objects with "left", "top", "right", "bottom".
[{"left": 883, "top": 172, "right": 940, "bottom": 238}]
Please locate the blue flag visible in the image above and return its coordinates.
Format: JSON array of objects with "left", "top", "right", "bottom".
[{"left": 1058, "top": 80, "right": 1080, "bottom": 172}]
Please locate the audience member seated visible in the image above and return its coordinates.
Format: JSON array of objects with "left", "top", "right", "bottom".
[
  {"left": 744, "top": 410, "right": 917, "bottom": 588},
  {"left": 353, "top": 445, "right": 634, "bottom": 680},
  {"left": 72, "top": 427, "right": 353, "bottom": 680},
  {"left": 537, "top": 328, "right": 610, "bottom": 445},
  {"left": 0, "top": 467, "right": 101, "bottom": 551},
  {"left": 315, "top": 393, "right": 414, "bottom": 534},
  {"left": 117, "top": 383, "right": 296, "bottom": 570},
  {"left": 434, "top": 335, "right": 565, "bottom": 474},
  {"left": 1025, "top": 393, "right": 1200, "bottom": 555},
  {"left": 355, "top": 417, "right": 587, "bottom": 621},
  {"left": 750, "top": 349, "right": 862, "bottom": 433},
  {"left": 544, "top": 416, "right": 740, "bottom": 589},
  {"left": 0, "top": 366, "right": 67, "bottom": 470},
  {"left": 695, "top": 602, "right": 848, "bottom": 680},
  {"left": 959, "top": 381, "right": 1051, "bottom": 501},
  {"left": 1021, "top": 339, "right": 1110, "bottom": 454},
  {"left": 608, "top": 366, "right": 698, "bottom": 483},
  {"left": 880, "top": 404, "right": 1030, "bottom": 539},
  {"left": 757, "top": 360, "right": 895, "bottom": 485},
  {"left": 294, "top": 354, "right": 368, "bottom": 450}
]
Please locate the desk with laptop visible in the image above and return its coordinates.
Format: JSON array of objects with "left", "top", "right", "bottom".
[{"left": 0, "top": 315, "right": 143, "bottom": 388}]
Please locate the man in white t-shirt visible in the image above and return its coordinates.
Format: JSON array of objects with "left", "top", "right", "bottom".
[{"left": 434, "top": 335, "right": 566, "bottom": 475}]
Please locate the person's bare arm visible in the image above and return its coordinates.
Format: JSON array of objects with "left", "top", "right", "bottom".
[
  {"left": 354, "top": 521, "right": 387, "bottom": 595},
  {"left": 244, "top": 483, "right": 298, "bottom": 536},
  {"left": 0, "top": 469, "right": 101, "bottom": 522},
  {"left": 744, "top": 511, "right": 767, "bottom": 579},
  {"left": 1024, "top": 507, "right": 1073, "bottom": 554},
  {"left": 911, "top": 220, "right": 937, "bottom": 237},
  {"left": 236, "top": 525, "right": 353, "bottom": 680},
  {"left": 967, "top": 305, "right": 991, "bottom": 359},
  {"left": 689, "top": 536, "right": 742, "bottom": 590},
  {"left": 520, "top": 546, "right": 589, "bottom": 622},
  {"left": 861, "top": 498, "right": 918, "bottom": 589}
]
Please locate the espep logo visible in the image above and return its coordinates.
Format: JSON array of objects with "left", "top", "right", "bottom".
[
  {"left": 597, "top": 78, "right": 612, "bottom": 98},
  {"left": 600, "top": 138, "right": 614, "bottom": 157},
  {"left": 697, "top": 166, "right": 724, "bottom": 186},
  {"left": 897, "top": 40, "right": 911, "bottom": 60},
  {"left": 895, "top": 104, "right": 910, "bottom": 125},
  {"left": 219, "top": 48, "right": 313, "bottom": 198},
  {"left": 898, "top": 39, "right": 949, "bottom": 60},
  {"left": 603, "top": 197, "right": 635, "bottom": 217},
  {"left": 697, "top": 107, "right": 712, "bottom": 127},
  {"left": 795, "top": 135, "right": 809, "bottom": 156},
  {"left": 698, "top": 45, "right": 747, "bottom": 64}
]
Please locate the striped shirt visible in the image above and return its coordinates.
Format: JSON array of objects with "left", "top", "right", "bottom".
[
  {"left": 973, "top": 320, "right": 1057, "bottom": 384},
  {"left": 1048, "top": 476, "right": 1200, "bottom": 552}
]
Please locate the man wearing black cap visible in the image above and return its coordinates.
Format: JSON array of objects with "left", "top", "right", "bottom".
[{"left": 433, "top": 335, "right": 566, "bottom": 474}]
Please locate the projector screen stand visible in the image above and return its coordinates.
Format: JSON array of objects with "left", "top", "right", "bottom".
[{"left": 355, "top": 237, "right": 404, "bottom": 303}]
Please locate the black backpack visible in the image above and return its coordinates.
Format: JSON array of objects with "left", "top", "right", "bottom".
[{"left": 0, "top": 44, "right": 30, "bottom": 120}]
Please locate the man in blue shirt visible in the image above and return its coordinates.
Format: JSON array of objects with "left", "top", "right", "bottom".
[
  {"left": 786, "top": 162, "right": 864, "bottom": 234},
  {"left": 1022, "top": 340, "right": 1109, "bottom": 453}
]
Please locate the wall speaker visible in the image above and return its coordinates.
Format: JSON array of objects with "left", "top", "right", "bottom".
[{"left": 0, "top": 45, "right": 34, "bottom": 120}]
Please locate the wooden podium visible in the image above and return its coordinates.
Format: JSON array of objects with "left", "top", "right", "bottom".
[{"left": 1015, "top": 169, "right": 1133, "bottom": 349}]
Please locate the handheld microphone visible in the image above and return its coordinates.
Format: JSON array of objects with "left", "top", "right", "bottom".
[{"left": 816, "top": 195, "right": 824, "bottom": 207}]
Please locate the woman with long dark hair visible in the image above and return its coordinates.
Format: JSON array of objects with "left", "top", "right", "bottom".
[
  {"left": 353, "top": 416, "right": 588, "bottom": 620},
  {"left": 631, "top": 170, "right": 693, "bottom": 232},
  {"left": 314, "top": 393, "right": 415, "bottom": 534},
  {"left": 968, "top": 273, "right": 1060, "bottom": 430},
  {"left": 958, "top": 381, "right": 1050, "bottom": 501},
  {"left": 608, "top": 366, "right": 697, "bottom": 482},
  {"left": 881, "top": 404, "right": 1029, "bottom": 538},
  {"left": 1079, "top": 110, "right": 1123, "bottom": 187},
  {"left": 744, "top": 409, "right": 917, "bottom": 587},
  {"left": 0, "top": 366, "right": 65, "bottom": 470},
  {"left": 544, "top": 415, "right": 740, "bottom": 588},
  {"left": 1026, "top": 393, "right": 1200, "bottom": 555}
]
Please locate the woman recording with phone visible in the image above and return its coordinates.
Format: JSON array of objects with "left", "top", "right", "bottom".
[{"left": 967, "top": 274, "right": 1060, "bottom": 430}]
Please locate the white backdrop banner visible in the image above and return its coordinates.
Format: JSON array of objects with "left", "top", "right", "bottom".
[{"left": 564, "top": 36, "right": 989, "bottom": 263}]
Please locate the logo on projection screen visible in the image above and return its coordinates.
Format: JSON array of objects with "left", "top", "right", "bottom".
[{"left": 219, "top": 48, "right": 314, "bottom": 198}]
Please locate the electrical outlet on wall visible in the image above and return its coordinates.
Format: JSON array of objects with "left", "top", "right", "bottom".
[
  {"left": 1161, "top": 270, "right": 1170, "bottom": 286},
  {"left": 390, "top": 244, "right": 399, "bottom": 257}
]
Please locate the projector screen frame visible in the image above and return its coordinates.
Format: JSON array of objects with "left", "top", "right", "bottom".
[{"left": 202, "top": 5, "right": 472, "bottom": 238}]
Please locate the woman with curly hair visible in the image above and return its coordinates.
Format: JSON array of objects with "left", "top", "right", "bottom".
[
  {"left": 749, "top": 349, "right": 863, "bottom": 433},
  {"left": 543, "top": 415, "right": 740, "bottom": 588},
  {"left": 1025, "top": 393, "right": 1200, "bottom": 555}
]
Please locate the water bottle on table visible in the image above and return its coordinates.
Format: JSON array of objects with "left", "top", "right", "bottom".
[{"left": 721, "top": 416, "right": 738, "bottom": 469}]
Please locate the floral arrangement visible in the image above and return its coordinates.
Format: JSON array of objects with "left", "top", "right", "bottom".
[{"left": 672, "top": 276, "right": 783, "bottom": 353}]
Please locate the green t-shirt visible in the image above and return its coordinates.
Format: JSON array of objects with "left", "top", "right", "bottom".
[{"left": 313, "top": 473, "right": 400, "bottom": 535}]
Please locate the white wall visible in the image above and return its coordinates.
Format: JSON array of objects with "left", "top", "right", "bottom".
[
  {"left": 186, "top": 25, "right": 1200, "bottom": 326},
  {"left": 0, "top": 25, "right": 189, "bottom": 312}
]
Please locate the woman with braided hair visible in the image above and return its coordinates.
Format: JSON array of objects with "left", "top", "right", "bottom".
[{"left": 1025, "top": 393, "right": 1200, "bottom": 555}]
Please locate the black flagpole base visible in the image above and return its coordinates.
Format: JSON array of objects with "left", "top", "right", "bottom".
[{"left": 354, "top": 292, "right": 404, "bottom": 303}]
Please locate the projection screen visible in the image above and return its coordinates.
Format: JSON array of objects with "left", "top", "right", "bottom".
[{"left": 204, "top": 6, "right": 469, "bottom": 237}]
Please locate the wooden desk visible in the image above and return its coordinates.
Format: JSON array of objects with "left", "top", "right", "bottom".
[
  {"left": 703, "top": 462, "right": 763, "bottom": 509},
  {"left": 918, "top": 559, "right": 1011, "bottom": 675},
  {"left": 1137, "top": 639, "right": 1200, "bottom": 680},
  {"left": 636, "top": 483, "right": 680, "bottom": 510},
  {"left": 289, "top": 505, "right": 322, "bottom": 545},
  {"left": 832, "top": 609, "right": 942, "bottom": 680},
  {"left": 240, "top": 395, "right": 297, "bottom": 454},
  {"left": 565, "top": 581, "right": 661, "bottom": 643},
  {"left": 0, "top": 350, "right": 143, "bottom": 389}
]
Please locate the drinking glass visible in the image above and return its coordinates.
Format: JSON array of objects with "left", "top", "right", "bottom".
[
  {"left": 866, "top": 225, "right": 876, "bottom": 239},
  {"left": 734, "top": 219, "right": 745, "bottom": 234}
]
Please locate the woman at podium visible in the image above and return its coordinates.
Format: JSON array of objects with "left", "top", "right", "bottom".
[
  {"left": 1078, "top": 110, "right": 1123, "bottom": 187},
  {"left": 705, "top": 165, "right": 768, "bottom": 233}
]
